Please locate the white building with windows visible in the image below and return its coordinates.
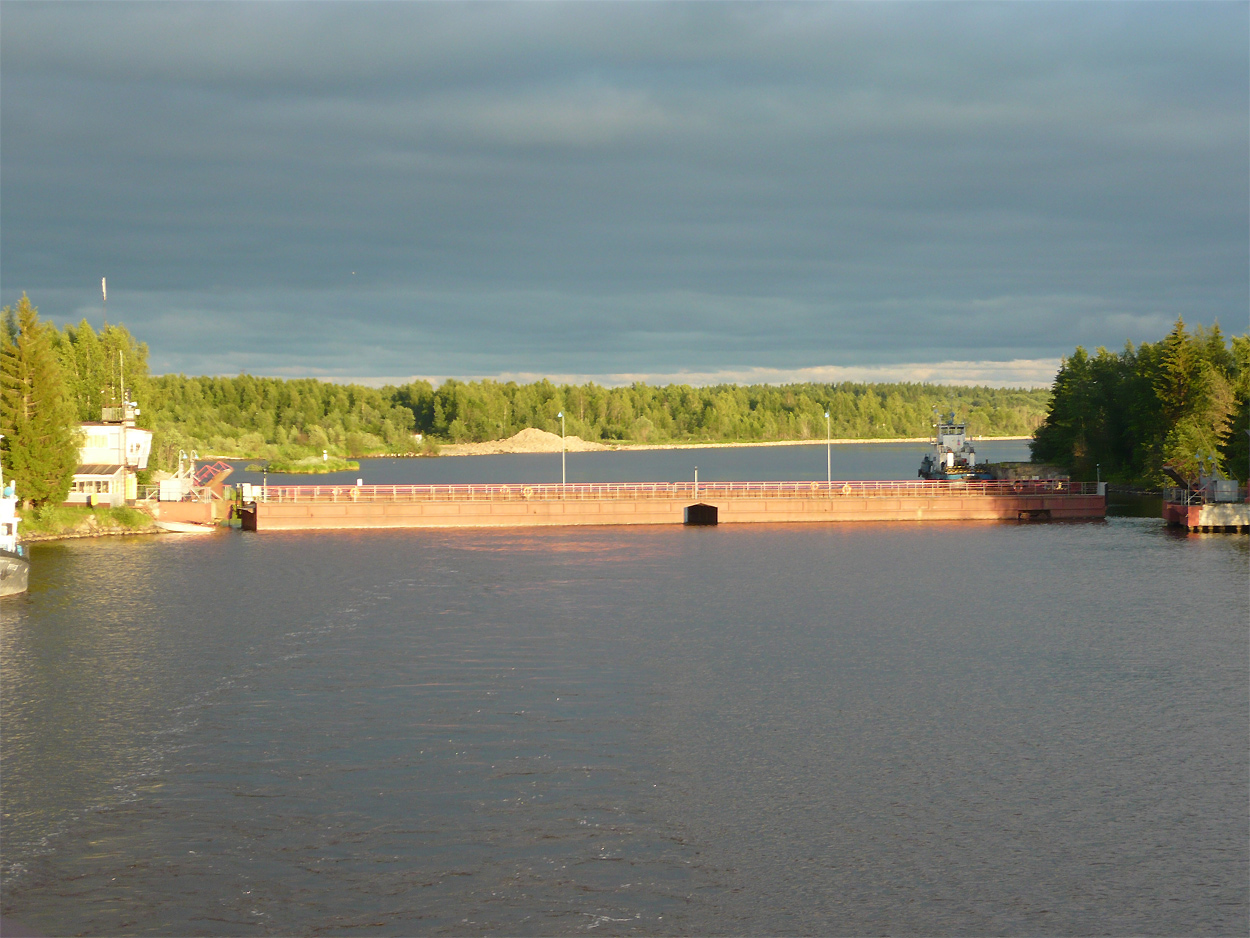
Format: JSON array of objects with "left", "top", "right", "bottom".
[{"left": 67, "top": 403, "right": 153, "bottom": 507}]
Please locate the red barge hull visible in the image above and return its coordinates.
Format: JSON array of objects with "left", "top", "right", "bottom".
[{"left": 239, "top": 480, "right": 1105, "bottom": 531}]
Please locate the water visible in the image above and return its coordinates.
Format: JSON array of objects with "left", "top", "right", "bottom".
[
  {"left": 226, "top": 439, "right": 1035, "bottom": 487},
  {"left": 2, "top": 446, "right": 1246, "bottom": 936}
]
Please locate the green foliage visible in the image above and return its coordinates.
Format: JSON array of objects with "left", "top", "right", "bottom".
[
  {"left": 51, "top": 320, "right": 150, "bottom": 423},
  {"left": 24, "top": 306, "right": 1052, "bottom": 476},
  {"left": 134, "top": 373, "right": 1049, "bottom": 465},
  {"left": 265, "top": 455, "right": 360, "bottom": 474},
  {"left": 0, "top": 301, "right": 1061, "bottom": 498},
  {"left": 1224, "top": 334, "right": 1250, "bottom": 483},
  {"left": 22, "top": 504, "right": 155, "bottom": 537},
  {"left": 140, "top": 374, "right": 418, "bottom": 468},
  {"left": 1032, "top": 319, "right": 1248, "bottom": 484},
  {"left": 390, "top": 378, "right": 1049, "bottom": 445},
  {"left": 0, "top": 295, "right": 81, "bottom": 507}
]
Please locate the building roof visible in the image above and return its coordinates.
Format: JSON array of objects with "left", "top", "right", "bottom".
[
  {"left": 75, "top": 464, "right": 126, "bottom": 476},
  {"left": 79, "top": 422, "right": 152, "bottom": 431}
]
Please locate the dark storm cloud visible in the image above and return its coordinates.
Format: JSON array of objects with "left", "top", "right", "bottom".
[{"left": 2, "top": 2, "right": 1246, "bottom": 382}]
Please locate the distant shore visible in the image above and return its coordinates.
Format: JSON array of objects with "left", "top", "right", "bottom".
[
  {"left": 209, "top": 433, "right": 1035, "bottom": 462},
  {"left": 612, "top": 434, "right": 1031, "bottom": 451},
  {"left": 434, "top": 433, "right": 1032, "bottom": 457}
]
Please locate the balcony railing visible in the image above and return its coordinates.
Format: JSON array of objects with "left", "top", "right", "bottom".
[
  {"left": 1164, "top": 485, "right": 1248, "bottom": 506},
  {"left": 249, "top": 479, "right": 1101, "bottom": 504}
]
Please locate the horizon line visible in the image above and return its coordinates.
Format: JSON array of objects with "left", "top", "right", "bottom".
[{"left": 150, "top": 359, "right": 1060, "bottom": 390}]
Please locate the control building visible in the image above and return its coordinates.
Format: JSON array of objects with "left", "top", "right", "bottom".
[{"left": 67, "top": 402, "right": 153, "bottom": 507}]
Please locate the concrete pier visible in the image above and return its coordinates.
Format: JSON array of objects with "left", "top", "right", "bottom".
[
  {"left": 239, "top": 480, "right": 1106, "bottom": 531},
  {"left": 1162, "top": 500, "right": 1250, "bottom": 533}
]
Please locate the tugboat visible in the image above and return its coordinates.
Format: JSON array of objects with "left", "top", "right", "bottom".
[
  {"left": 0, "top": 447, "right": 29, "bottom": 596},
  {"left": 919, "top": 412, "right": 990, "bottom": 481}
]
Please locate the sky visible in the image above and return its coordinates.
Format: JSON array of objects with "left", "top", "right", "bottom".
[{"left": 1, "top": 2, "right": 1246, "bottom": 388}]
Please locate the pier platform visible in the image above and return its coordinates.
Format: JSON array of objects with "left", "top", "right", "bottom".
[
  {"left": 238, "top": 480, "right": 1106, "bottom": 531},
  {"left": 1162, "top": 500, "right": 1250, "bottom": 533}
]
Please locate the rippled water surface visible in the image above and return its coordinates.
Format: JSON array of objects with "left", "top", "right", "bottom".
[{"left": 2, "top": 482, "right": 1246, "bottom": 935}]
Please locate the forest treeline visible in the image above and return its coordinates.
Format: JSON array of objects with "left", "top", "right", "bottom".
[
  {"left": 5, "top": 292, "right": 1244, "bottom": 505},
  {"left": 4, "top": 297, "right": 1049, "bottom": 484},
  {"left": 1031, "top": 319, "right": 1249, "bottom": 484},
  {"left": 145, "top": 374, "right": 1048, "bottom": 469}
]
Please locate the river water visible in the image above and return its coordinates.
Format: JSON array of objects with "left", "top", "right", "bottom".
[
  {"left": 2, "top": 445, "right": 1246, "bottom": 936},
  {"left": 224, "top": 438, "right": 1032, "bottom": 487}
]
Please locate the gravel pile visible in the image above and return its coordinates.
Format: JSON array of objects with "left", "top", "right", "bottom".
[{"left": 439, "top": 427, "right": 609, "bottom": 456}]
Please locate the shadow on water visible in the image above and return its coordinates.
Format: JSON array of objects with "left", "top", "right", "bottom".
[{"left": 1106, "top": 491, "right": 1163, "bottom": 519}]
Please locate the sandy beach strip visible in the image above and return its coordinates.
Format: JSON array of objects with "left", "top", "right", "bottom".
[
  {"left": 435, "top": 430, "right": 1032, "bottom": 457},
  {"left": 609, "top": 435, "right": 1031, "bottom": 451}
]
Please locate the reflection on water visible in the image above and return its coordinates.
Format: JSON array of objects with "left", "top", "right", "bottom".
[
  {"left": 2, "top": 514, "right": 1246, "bottom": 936},
  {"left": 1106, "top": 491, "right": 1164, "bottom": 518},
  {"left": 2, "top": 538, "right": 172, "bottom": 874}
]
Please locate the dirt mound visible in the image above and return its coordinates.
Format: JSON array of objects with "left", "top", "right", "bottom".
[{"left": 440, "top": 428, "right": 609, "bottom": 456}]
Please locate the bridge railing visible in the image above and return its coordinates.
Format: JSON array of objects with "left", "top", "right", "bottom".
[{"left": 251, "top": 479, "right": 1100, "bottom": 504}]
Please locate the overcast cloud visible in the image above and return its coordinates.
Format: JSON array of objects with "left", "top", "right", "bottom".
[{"left": 1, "top": 2, "right": 1246, "bottom": 386}]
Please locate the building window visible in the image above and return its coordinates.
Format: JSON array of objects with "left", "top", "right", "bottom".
[{"left": 73, "top": 480, "right": 113, "bottom": 494}]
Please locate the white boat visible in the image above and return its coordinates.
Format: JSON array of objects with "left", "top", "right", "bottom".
[
  {"left": 0, "top": 459, "right": 29, "bottom": 596},
  {"left": 155, "top": 520, "right": 218, "bottom": 534},
  {"left": 918, "top": 412, "right": 991, "bottom": 481}
]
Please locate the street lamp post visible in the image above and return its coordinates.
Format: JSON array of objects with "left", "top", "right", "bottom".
[
  {"left": 557, "top": 411, "right": 566, "bottom": 494},
  {"left": 825, "top": 411, "right": 831, "bottom": 487}
]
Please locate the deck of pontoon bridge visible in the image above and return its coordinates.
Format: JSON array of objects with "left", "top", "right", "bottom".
[{"left": 237, "top": 479, "right": 1106, "bottom": 530}]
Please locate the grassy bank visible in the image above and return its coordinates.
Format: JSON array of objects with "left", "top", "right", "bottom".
[
  {"left": 263, "top": 456, "right": 361, "bottom": 474},
  {"left": 21, "top": 505, "right": 159, "bottom": 540}
]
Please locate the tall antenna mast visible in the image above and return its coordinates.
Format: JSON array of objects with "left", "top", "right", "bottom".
[{"left": 102, "top": 277, "right": 107, "bottom": 325}]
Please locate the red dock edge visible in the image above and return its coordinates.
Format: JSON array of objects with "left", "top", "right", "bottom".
[
  {"left": 1162, "top": 499, "right": 1250, "bottom": 533},
  {"left": 237, "top": 480, "right": 1106, "bottom": 531}
]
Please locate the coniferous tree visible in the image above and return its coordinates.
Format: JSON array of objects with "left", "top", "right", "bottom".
[
  {"left": 1032, "top": 318, "right": 1247, "bottom": 484},
  {"left": 1030, "top": 347, "right": 1098, "bottom": 470},
  {"left": 0, "top": 295, "right": 81, "bottom": 507},
  {"left": 1156, "top": 321, "right": 1238, "bottom": 480},
  {"left": 52, "top": 319, "right": 150, "bottom": 422},
  {"left": 56, "top": 319, "right": 108, "bottom": 421},
  {"left": 1224, "top": 335, "right": 1250, "bottom": 482}
]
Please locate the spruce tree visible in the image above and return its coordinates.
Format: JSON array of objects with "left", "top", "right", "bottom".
[
  {"left": 54, "top": 319, "right": 107, "bottom": 421},
  {"left": 52, "top": 319, "right": 151, "bottom": 423},
  {"left": 0, "top": 295, "right": 81, "bottom": 507}
]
